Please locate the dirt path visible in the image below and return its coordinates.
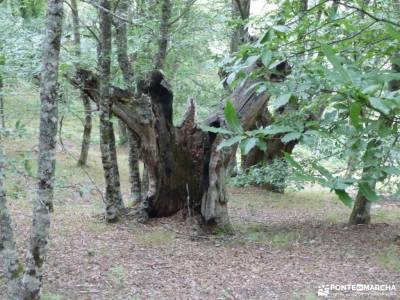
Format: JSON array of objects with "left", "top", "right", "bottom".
[{"left": 1, "top": 187, "right": 400, "bottom": 300}]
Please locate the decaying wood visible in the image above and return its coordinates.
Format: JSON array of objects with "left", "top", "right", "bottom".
[{"left": 66, "top": 65, "right": 269, "bottom": 226}]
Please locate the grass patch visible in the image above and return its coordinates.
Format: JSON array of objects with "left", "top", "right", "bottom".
[
  {"left": 373, "top": 208, "right": 400, "bottom": 223},
  {"left": 230, "top": 187, "right": 343, "bottom": 212},
  {"left": 41, "top": 292, "right": 63, "bottom": 300},
  {"left": 325, "top": 211, "right": 346, "bottom": 223},
  {"left": 137, "top": 229, "right": 175, "bottom": 245},
  {"left": 377, "top": 246, "right": 400, "bottom": 272},
  {"left": 291, "top": 290, "right": 318, "bottom": 300},
  {"left": 87, "top": 221, "right": 109, "bottom": 234},
  {"left": 239, "top": 224, "right": 300, "bottom": 245},
  {"left": 108, "top": 266, "right": 128, "bottom": 286}
]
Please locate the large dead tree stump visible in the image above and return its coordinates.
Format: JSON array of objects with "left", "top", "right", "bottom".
[{"left": 67, "top": 68, "right": 269, "bottom": 226}]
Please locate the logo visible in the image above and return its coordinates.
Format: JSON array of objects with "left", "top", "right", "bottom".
[
  {"left": 317, "top": 283, "right": 396, "bottom": 298},
  {"left": 317, "top": 285, "right": 330, "bottom": 297}
]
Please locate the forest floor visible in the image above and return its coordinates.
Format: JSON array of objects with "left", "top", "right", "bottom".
[
  {"left": 1, "top": 148, "right": 400, "bottom": 300},
  {"left": 1, "top": 92, "right": 400, "bottom": 300}
]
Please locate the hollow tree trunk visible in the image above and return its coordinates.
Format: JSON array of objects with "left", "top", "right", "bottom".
[
  {"left": 67, "top": 61, "right": 269, "bottom": 226},
  {"left": 98, "top": 0, "right": 124, "bottom": 222},
  {"left": 70, "top": 0, "right": 93, "bottom": 167}
]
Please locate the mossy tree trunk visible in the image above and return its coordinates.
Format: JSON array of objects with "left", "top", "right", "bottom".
[
  {"left": 114, "top": 0, "right": 142, "bottom": 202},
  {"left": 98, "top": 0, "right": 124, "bottom": 222},
  {"left": 70, "top": 0, "right": 93, "bottom": 167},
  {"left": 0, "top": 1, "right": 64, "bottom": 299}
]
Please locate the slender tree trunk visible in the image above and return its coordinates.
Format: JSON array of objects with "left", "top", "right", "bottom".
[
  {"left": 71, "top": 0, "right": 93, "bottom": 167},
  {"left": 77, "top": 94, "right": 92, "bottom": 166},
  {"left": 349, "top": 54, "right": 399, "bottom": 225},
  {"left": 154, "top": 0, "right": 171, "bottom": 69},
  {"left": 20, "top": 0, "right": 63, "bottom": 298},
  {"left": 118, "top": 119, "right": 128, "bottom": 144},
  {"left": 349, "top": 141, "right": 378, "bottom": 225},
  {"left": 0, "top": 147, "right": 22, "bottom": 299},
  {"left": 230, "top": 0, "right": 251, "bottom": 53},
  {"left": 114, "top": 0, "right": 141, "bottom": 202},
  {"left": 224, "top": 0, "right": 251, "bottom": 175},
  {"left": 98, "top": 0, "right": 124, "bottom": 222},
  {"left": 0, "top": 74, "right": 5, "bottom": 129}
]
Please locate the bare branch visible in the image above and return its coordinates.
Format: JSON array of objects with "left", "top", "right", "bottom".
[
  {"left": 337, "top": 1, "right": 400, "bottom": 27},
  {"left": 168, "top": 0, "right": 197, "bottom": 26}
]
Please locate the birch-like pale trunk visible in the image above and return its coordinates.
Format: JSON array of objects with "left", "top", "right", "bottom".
[
  {"left": 0, "top": 74, "right": 5, "bottom": 129},
  {"left": 0, "top": 146, "right": 22, "bottom": 300},
  {"left": 98, "top": 0, "right": 124, "bottom": 222},
  {"left": 114, "top": 0, "right": 141, "bottom": 202},
  {"left": 70, "top": 0, "right": 93, "bottom": 167},
  {"left": 20, "top": 0, "right": 63, "bottom": 299}
]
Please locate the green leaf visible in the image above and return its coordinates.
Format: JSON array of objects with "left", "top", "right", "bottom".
[
  {"left": 260, "top": 30, "right": 271, "bottom": 43},
  {"left": 272, "top": 93, "right": 291, "bottom": 110},
  {"left": 369, "top": 97, "right": 390, "bottom": 115},
  {"left": 200, "top": 125, "right": 232, "bottom": 135},
  {"left": 256, "top": 139, "right": 267, "bottom": 152},
  {"left": 226, "top": 72, "right": 236, "bottom": 86},
  {"left": 240, "top": 137, "right": 257, "bottom": 155},
  {"left": 321, "top": 44, "right": 351, "bottom": 83},
  {"left": 359, "top": 182, "right": 379, "bottom": 201},
  {"left": 281, "top": 132, "right": 301, "bottom": 143},
  {"left": 381, "top": 167, "right": 400, "bottom": 175},
  {"left": 349, "top": 102, "right": 361, "bottom": 128},
  {"left": 258, "top": 125, "right": 293, "bottom": 136},
  {"left": 261, "top": 48, "right": 272, "bottom": 67},
  {"left": 224, "top": 101, "right": 243, "bottom": 133},
  {"left": 284, "top": 153, "right": 302, "bottom": 170},
  {"left": 272, "top": 25, "right": 290, "bottom": 33},
  {"left": 312, "top": 163, "right": 332, "bottom": 179},
  {"left": 292, "top": 172, "right": 317, "bottom": 182},
  {"left": 217, "top": 136, "right": 242, "bottom": 151},
  {"left": 385, "top": 24, "right": 400, "bottom": 41},
  {"left": 334, "top": 189, "right": 353, "bottom": 207},
  {"left": 245, "top": 55, "right": 259, "bottom": 67}
]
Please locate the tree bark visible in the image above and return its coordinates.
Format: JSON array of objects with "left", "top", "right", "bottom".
[
  {"left": 20, "top": 0, "right": 63, "bottom": 299},
  {"left": 118, "top": 119, "right": 128, "bottom": 144},
  {"left": 67, "top": 61, "right": 269, "bottom": 227},
  {"left": 230, "top": 0, "right": 251, "bottom": 53},
  {"left": 70, "top": 0, "right": 93, "bottom": 167},
  {"left": 0, "top": 147, "right": 22, "bottom": 300},
  {"left": 114, "top": 0, "right": 142, "bottom": 202},
  {"left": 0, "top": 74, "right": 5, "bottom": 129},
  {"left": 154, "top": 0, "right": 171, "bottom": 69},
  {"left": 348, "top": 140, "right": 378, "bottom": 225},
  {"left": 77, "top": 94, "right": 92, "bottom": 166},
  {"left": 98, "top": 0, "right": 124, "bottom": 222}
]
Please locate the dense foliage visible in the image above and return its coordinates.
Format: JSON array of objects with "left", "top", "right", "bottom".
[{"left": 215, "top": 0, "right": 400, "bottom": 209}]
